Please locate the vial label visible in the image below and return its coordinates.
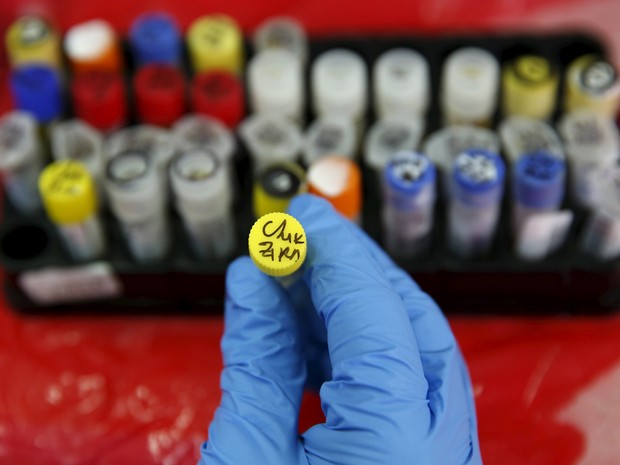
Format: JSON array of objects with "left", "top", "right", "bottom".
[
  {"left": 583, "top": 211, "right": 620, "bottom": 260},
  {"left": 18, "top": 262, "right": 122, "bottom": 305},
  {"left": 516, "top": 210, "right": 573, "bottom": 260}
]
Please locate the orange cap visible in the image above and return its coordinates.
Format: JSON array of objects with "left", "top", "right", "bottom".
[
  {"left": 65, "top": 20, "right": 122, "bottom": 74},
  {"left": 307, "top": 155, "right": 362, "bottom": 220}
]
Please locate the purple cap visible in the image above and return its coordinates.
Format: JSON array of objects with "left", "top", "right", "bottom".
[{"left": 514, "top": 151, "right": 565, "bottom": 209}]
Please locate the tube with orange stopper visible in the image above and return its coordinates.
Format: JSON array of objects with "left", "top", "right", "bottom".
[
  {"left": 307, "top": 155, "right": 362, "bottom": 223},
  {"left": 64, "top": 20, "right": 123, "bottom": 74}
]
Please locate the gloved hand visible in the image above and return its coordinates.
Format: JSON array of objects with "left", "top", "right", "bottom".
[{"left": 199, "top": 194, "right": 482, "bottom": 465}]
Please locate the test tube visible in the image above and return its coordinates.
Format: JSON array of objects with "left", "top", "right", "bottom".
[
  {"left": 253, "top": 162, "right": 306, "bottom": 218},
  {"left": 565, "top": 55, "right": 620, "bottom": 118},
  {"left": 248, "top": 49, "right": 304, "bottom": 121},
  {"left": 253, "top": 17, "right": 307, "bottom": 64},
  {"left": 10, "top": 64, "right": 62, "bottom": 125},
  {"left": 441, "top": 47, "right": 499, "bottom": 126},
  {"left": 499, "top": 115, "right": 564, "bottom": 165},
  {"left": 64, "top": 20, "right": 122, "bottom": 74},
  {"left": 169, "top": 148, "right": 236, "bottom": 259},
  {"left": 502, "top": 55, "right": 559, "bottom": 120},
  {"left": 307, "top": 155, "right": 362, "bottom": 222},
  {"left": 0, "top": 111, "right": 44, "bottom": 212},
  {"left": 187, "top": 15, "right": 244, "bottom": 75},
  {"left": 105, "top": 150, "right": 170, "bottom": 262},
  {"left": 558, "top": 109, "right": 619, "bottom": 208},
  {"left": 423, "top": 125, "right": 499, "bottom": 195},
  {"left": 51, "top": 120, "right": 105, "bottom": 204},
  {"left": 303, "top": 116, "right": 357, "bottom": 165},
  {"left": 364, "top": 116, "right": 425, "bottom": 178},
  {"left": 239, "top": 114, "right": 303, "bottom": 174},
  {"left": 581, "top": 165, "right": 620, "bottom": 260},
  {"left": 72, "top": 71, "right": 127, "bottom": 132},
  {"left": 130, "top": 12, "right": 182, "bottom": 67},
  {"left": 512, "top": 151, "right": 572, "bottom": 261},
  {"left": 382, "top": 151, "right": 436, "bottom": 259},
  {"left": 373, "top": 48, "right": 430, "bottom": 119},
  {"left": 311, "top": 49, "right": 367, "bottom": 121},
  {"left": 448, "top": 148, "right": 506, "bottom": 257},
  {"left": 192, "top": 71, "right": 244, "bottom": 128},
  {"left": 5, "top": 16, "right": 62, "bottom": 69},
  {"left": 134, "top": 64, "right": 186, "bottom": 127},
  {"left": 39, "top": 160, "right": 105, "bottom": 261}
]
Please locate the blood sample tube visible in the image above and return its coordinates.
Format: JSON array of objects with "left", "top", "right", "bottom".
[
  {"left": 10, "top": 64, "right": 62, "bottom": 125},
  {"left": 303, "top": 116, "right": 357, "bottom": 165},
  {"left": 72, "top": 71, "right": 127, "bottom": 132},
  {"left": 187, "top": 15, "right": 244, "bottom": 75},
  {"left": 565, "top": 55, "right": 620, "bottom": 118},
  {"left": 64, "top": 20, "right": 122, "bottom": 74},
  {"left": 5, "top": 16, "right": 62, "bottom": 69},
  {"left": 134, "top": 64, "right": 185, "bottom": 127},
  {"left": 499, "top": 115, "right": 564, "bottom": 165},
  {"left": 253, "top": 17, "right": 307, "bottom": 65},
  {"left": 253, "top": 162, "right": 306, "bottom": 218},
  {"left": 192, "top": 71, "right": 244, "bottom": 128},
  {"left": 130, "top": 12, "right": 182, "bottom": 67}
]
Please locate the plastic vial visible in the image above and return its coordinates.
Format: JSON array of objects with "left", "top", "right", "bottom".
[
  {"left": 191, "top": 71, "right": 244, "bottom": 128},
  {"left": 134, "top": 64, "right": 186, "bottom": 127},
  {"left": 307, "top": 155, "right": 362, "bottom": 222},
  {"left": 382, "top": 151, "right": 436, "bottom": 259},
  {"left": 253, "top": 162, "right": 306, "bottom": 218},
  {"left": 5, "top": 16, "right": 62, "bottom": 69},
  {"left": 239, "top": 114, "right": 303, "bottom": 174},
  {"left": 303, "top": 116, "right": 357, "bottom": 165},
  {"left": 10, "top": 64, "right": 62, "bottom": 124},
  {"left": 499, "top": 115, "right": 564, "bottom": 165},
  {"left": 64, "top": 20, "right": 122, "bottom": 73},
  {"left": 502, "top": 55, "right": 558, "bottom": 120},
  {"left": 72, "top": 71, "right": 127, "bottom": 132},
  {"left": 374, "top": 48, "right": 430, "bottom": 119},
  {"left": 130, "top": 12, "right": 182, "bottom": 67},
  {"left": 311, "top": 49, "right": 368, "bottom": 121},
  {"left": 441, "top": 47, "right": 499, "bottom": 126},
  {"left": 169, "top": 148, "right": 236, "bottom": 259},
  {"left": 0, "top": 111, "right": 45, "bottom": 212},
  {"left": 248, "top": 49, "right": 304, "bottom": 121},
  {"left": 253, "top": 17, "right": 307, "bottom": 65},
  {"left": 105, "top": 150, "right": 170, "bottom": 262},
  {"left": 364, "top": 116, "right": 425, "bottom": 177},
  {"left": 39, "top": 160, "right": 105, "bottom": 261},
  {"left": 51, "top": 120, "right": 105, "bottom": 204},
  {"left": 565, "top": 55, "right": 620, "bottom": 118},
  {"left": 581, "top": 165, "right": 620, "bottom": 260},
  {"left": 187, "top": 15, "right": 244, "bottom": 75},
  {"left": 512, "top": 151, "right": 572, "bottom": 261},
  {"left": 448, "top": 148, "right": 506, "bottom": 257},
  {"left": 558, "top": 109, "right": 620, "bottom": 208}
]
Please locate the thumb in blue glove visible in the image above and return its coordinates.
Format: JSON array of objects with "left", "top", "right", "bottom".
[{"left": 199, "top": 194, "right": 482, "bottom": 465}]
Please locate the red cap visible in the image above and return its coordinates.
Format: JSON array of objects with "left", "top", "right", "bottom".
[
  {"left": 134, "top": 64, "right": 185, "bottom": 127},
  {"left": 192, "top": 71, "right": 244, "bottom": 128},
  {"left": 72, "top": 71, "right": 126, "bottom": 131}
]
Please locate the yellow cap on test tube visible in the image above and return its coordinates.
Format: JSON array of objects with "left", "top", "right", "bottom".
[
  {"left": 5, "top": 16, "right": 62, "bottom": 69},
  {"left": 249, "top": 212, "right": 307, "bottom": 277},
  {"left": 39, "top": 160, "right": 98, "bottom": 225},
  {"left": 187, "top": 15, "right": 244, "bottom": 75}
]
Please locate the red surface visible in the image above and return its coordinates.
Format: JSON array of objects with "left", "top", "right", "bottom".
[{"left": 2, "top": 0, "right": 620, "bottom": 464}]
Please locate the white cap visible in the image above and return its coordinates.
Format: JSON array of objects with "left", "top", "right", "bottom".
[
  {"left": 253, "top": 16, "right": 307, "bottom": 64},
  {"left": 559, "top": 110, "right": 619, "bottom": 164},
  {"left": 498, "top": 116, "right": 564, "bottom": 164},
  {"left": 423, "top": 125, "right": 500, "bottom": 176},
  {"left": 239, "top": 114, "right": 303, "bottom": 173},
  {"left": 364, "top": 116, "right": 425, "bottom": 173},
  {"left": 65, "top": 19, "right": 115, "bottom": 61},
  {"left": 374, "top": 48, "right": 430, "bottom": 118},
  {"left": 106, "top": 125, "right": 176, "bottom": 171},
  {"left": 172, "top": 114, "right": 235, "bottom": 164},
  {"left": 248, "top": 49, "right": 304, "bottom": 120},
  {"left": 169, "top": 148, "right": 231, "bottom": 222},
  {"left": 441, "top": 47, "right": 499, "bottom": 124},
  {"left": 303, "top": 116, "right": 357, "bottom": 165},
  {"left": 51, "top": 119, "right": 105, "bottom": 181},
  {"left": 105, "top": 150, "right": 165, "bottom": 223},
  {"left": 311, "top": 49, "right": 367, "bottom": 120},
  {"left": 0, "top": 111, "right": 41, "bottom": 170}
]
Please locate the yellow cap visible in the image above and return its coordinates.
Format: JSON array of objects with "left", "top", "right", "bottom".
[
  {"left": 249, "top": 212, "right": 307, "bottom": 277},
  {"left": 502, "top": 55, "right": 558, "bottom": 119},
  {"left": 253, "top": 162, "right": 306, "bottom": 218},
  {"left": 39, "top": 160, "right": 98, "bottom": 225},
  {"left": 187, "top": 15, "right": 244, "bottom": 75},
  {"left": 5, "top": 16, "right": 62, "bottom": 69},
  {"left": 564, "top": 55, "right": 620, "bottom": 118}
]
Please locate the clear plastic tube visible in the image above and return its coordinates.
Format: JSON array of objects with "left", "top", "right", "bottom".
[{"left": 303, "top": 116, "right": 357, "bottom": 165}]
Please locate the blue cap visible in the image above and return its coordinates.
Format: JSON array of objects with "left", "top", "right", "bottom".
[
  {"left": 514, "top": 151, "right": 565, "bottom": 209},
  {"left": 384, "top": 151, "right": 436, "bottom": 210},
  {"left": 452, "top": 148, "right": 505, "bottom": 207},
  {"left": 130, "top": 12, "right": 181, "bottom": 66},
  {"left": 10, "top": 65, "right": 62, "bottom": 123}
]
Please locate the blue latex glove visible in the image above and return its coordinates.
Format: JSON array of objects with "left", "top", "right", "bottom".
[{"left": 199, "top": 194, "right": 482, "bottom": 465}]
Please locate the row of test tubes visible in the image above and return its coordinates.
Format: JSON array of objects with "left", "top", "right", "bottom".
[{"left": 2, "top": 14, "right": 620, "bottom": 264}]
